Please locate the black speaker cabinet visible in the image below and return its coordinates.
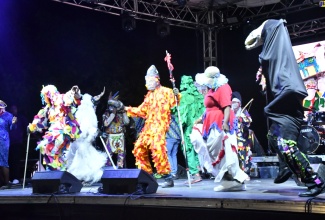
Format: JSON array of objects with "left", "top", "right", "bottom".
[
  {"left": 31, "top": 171, "right": 83, "bottom": 194},
  {"left": 101, "top": 169, "right": 158, "bottom": 194}
]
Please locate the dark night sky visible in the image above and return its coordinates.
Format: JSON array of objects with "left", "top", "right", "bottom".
[{"left": 1, "top": 0, "right": 324, "bottom": 157}]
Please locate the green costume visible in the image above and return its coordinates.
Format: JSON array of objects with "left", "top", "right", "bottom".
[{"left": 178, "top": 75, "right": 205, "bottom": 175}]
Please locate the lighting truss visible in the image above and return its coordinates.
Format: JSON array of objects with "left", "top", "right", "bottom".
[
  {"left": 287, "top": 16, "right": 325, "bottom": 40},
  {"left": 50, "top": 0, "right": 325, "bottom": 67},
  {"left": 52, "top": 0, "right": 325, "bottom": 35}
]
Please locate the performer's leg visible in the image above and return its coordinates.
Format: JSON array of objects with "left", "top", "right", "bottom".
[
  {"left": 237, "top": 141, "right": 246, "bottom": 172},
  {"left": 268, "top": 133, "right": 325, "bottom": 196},
  {"left": 9, "top": 143, "right": 22, "bottom": 183},
  {"left": 225, "top": 133, "right": 250, "bottom": 184},
  {"left": 166, "top": 138, "right": 178, "bottom": 176},
  {"left": 116, "top": 143, "right": 126, "bottom": 169},
  {"left": 104, "top": 137, "right": 114, "bottom": 166},
  {"left": 182, "top": 138, "right": 202, "bottom": 182},
  {"left": 273, "top": 152, "right": 293, "bottom": 184},
  {"left": 151, "top": 133, "right": 174, "bottom": 188},
  {"left": 132, "top": 134, "right": 153, "bottom": 174},
  {"left": 0, "top": 166, "right": 10, "bottom": 187},
  {"left": 151, "top": 134, "right": 171, "bottom": 175}
]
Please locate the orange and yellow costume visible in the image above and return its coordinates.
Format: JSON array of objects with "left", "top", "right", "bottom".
[{"left": 126, "top": 85, "right": 179, "bottom": 175}]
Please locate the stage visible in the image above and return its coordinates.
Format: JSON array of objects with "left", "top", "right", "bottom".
[{"left": 1, "top": 171, "right": 325, "bottom": 220}]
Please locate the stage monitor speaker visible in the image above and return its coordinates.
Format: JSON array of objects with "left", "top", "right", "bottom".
[
  {"left": 100, "top": 169, "right": 158, "bottom": 194},
  {"left": 31, "top": 171, "right": 83, "bottom": 194}
]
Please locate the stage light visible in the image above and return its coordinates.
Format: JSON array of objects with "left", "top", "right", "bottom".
[
  {"left": 156, "top": 19, "right": 170, "bottom": 37},
  {"left": 121, "top": 12, "right": 136, "bottom": 32},
  {"left": 226, "top": 17, "right": 239, "bottom": 24}
]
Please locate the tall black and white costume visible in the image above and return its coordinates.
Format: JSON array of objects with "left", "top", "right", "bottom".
[{"left": 245, "top": 19, "right": 325, "bottom": 197}]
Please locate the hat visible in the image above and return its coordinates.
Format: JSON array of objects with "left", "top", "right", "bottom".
[
  {"left": 41, "top": 85, "right": 58, "bottom": 105},
  {"left": 146, "top": 65, "right": 159, "bottom": 78},
  {"left": 232, "top": 91, "right": 242, "bottom": 103},
  {"left": 0, "top": 100, "right": 7, "bottom": 108},
  {"left": 195, "top": 66, "right": 220, "bottom": 88}
]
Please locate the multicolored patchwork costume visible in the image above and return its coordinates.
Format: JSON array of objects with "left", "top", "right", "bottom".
[
  {"left": 102, "top": 92, "right": 129, "bottom": 168},
  {"left": 28, "top": 85, "right": 81, "bottom": 171}
]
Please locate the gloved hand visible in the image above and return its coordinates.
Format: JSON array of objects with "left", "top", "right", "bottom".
[
  {"left": 112, "top": 107, "right": 117, "bottom": 115},
  {"left": 27, "top": 126, "right": 31, "bottom": 135},
  {"left": 100, "top": 132, "right": 108, "bottom": 139},
  {"left": 173, "top": 88, "right": 179, "bottom": 96}
]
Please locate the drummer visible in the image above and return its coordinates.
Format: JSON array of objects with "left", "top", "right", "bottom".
[{"left": 302, "top": 77, "right": 325, "bottom": 124}]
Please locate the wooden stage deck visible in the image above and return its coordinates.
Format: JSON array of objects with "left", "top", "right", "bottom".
[{"left": 1, "top": 172, "right": 325, "bottom": 220}]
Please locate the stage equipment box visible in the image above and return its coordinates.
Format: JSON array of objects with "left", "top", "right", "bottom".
[{"left": 258, "top": 166, "right": 279, "bottom": 179}]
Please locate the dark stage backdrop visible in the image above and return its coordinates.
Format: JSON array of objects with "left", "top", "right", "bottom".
[{"left": 1, "top": 0, "right": 324, "bottom": 166}]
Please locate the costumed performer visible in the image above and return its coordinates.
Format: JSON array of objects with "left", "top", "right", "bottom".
[
  {"left": 192, "top": 66, "right": 249, "bottom": 191},
  {"left": 102, "top": 91, "right": 130, "bottom": 169},
  {"left": 125, "top": 65, "right": 180, "bottom": 188},
  {"left": 245, "top": 19, "right": 325, "bottom": 197},
  {"left": 27, "top": 85, "right": 82, "bottom": 171},
  {"left": 231, "top": 91, "right": 255, "bottom": 176},
  {"left": 65, "top": 89, "right": 107, "bottom": 185},
  {"left": 178, "top": 75, "right": 205, "bottom": 183}
]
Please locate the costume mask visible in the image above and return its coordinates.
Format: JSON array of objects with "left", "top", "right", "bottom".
[
  {"left": 232, "top": 102, "right": 240, "bottom": 110},
  {"left": 145, "top": 76, "right": 160, "bottom": 91}
]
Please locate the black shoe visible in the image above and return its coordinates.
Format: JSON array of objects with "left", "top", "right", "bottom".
[
  {"left": 274, "top": 168, "right": 292, "bottom": 184},
  {"left": 299, "top": 184, "right": 325, "bottom": 197},
  {"left": 0, "top": 184, "right": 11, "bottom": 190},
  {"left": 161, "top": 179, "right": 174, "bottom": 188}
]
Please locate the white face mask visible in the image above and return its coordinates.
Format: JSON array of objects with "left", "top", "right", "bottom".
[
  {"left": 231, "top": 101, "right": 240, "bottom": 111},
  {"left": 145, "top": 76, "right": 159, "bottom": 91},
  {"left": 232, "top": 103, "right": 239, "bottom": 109}
]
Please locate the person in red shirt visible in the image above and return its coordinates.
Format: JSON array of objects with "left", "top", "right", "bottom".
[{"left": 193, "top": 66, "right": 249, "bottom": 191}]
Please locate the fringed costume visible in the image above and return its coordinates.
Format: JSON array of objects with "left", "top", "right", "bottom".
[
  {"left": 126, "top": 65, "right": 180, "bottom": 179},
  {"left": 178, "top": 75, "right": 204, "bottom": 182},
  {"left": 28, "top": 85, "right": 81, "bottom": 171},
  {"left": 127, "top": 85, "right": 177, "bottom": 175},
  {"left": 65, "top": 92, "right": 107, "bottom": 185}
]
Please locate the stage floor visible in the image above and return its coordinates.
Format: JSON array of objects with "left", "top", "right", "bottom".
[{"left": 1, "top": 175, "right": 325, "bottom": 220}]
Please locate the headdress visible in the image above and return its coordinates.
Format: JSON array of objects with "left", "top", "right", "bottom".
[
  {"left": 145, "top": 65, "right": 160, "bottom": 90},
  {"left": 0, "top": 100, "right": 7, "bottom": 108},
  {"left": 91, "top": 87, "right": 106, "bottom": 106},
  {"left": 40, "top": 85, "right": 59, "bottom": 105},
  {"left": 232, "top": 91, "right": 242, "bottom": 103},
  {"left": 146, "top": 65, "right": 160, "bottom": 78},
  {"left": 195, "top": 66, "right": 228, "bottom": 89},
  {"left": 107, "top": 91, "right": 124, "bottom": 111}
]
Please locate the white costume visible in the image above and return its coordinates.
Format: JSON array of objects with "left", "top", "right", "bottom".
[{"left": 66, "top": 93, "right": 107, "bottom": 184}]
